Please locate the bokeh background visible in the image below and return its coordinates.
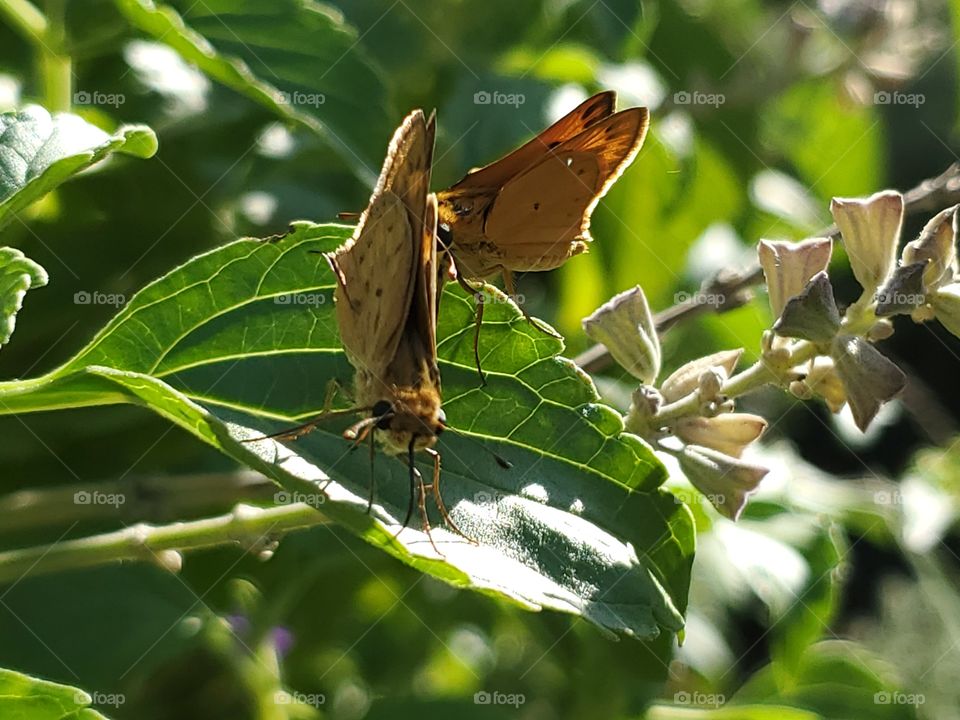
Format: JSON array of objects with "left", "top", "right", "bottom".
[{"left": 1, "top": 0, "right": 959, "bottom": 718}]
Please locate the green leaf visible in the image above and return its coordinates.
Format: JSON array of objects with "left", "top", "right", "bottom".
[
  {"left": 0, "top": 222, "right": 694, "bottom": 640},
  {"left": 647, "top": 704, "right": 821, "bottom": 720},
  {"left": 734, "top": 640, "right": 919, "bottom": 720},
  {"left": 114, "top": 0, "right": 390, "bottom": 182},
  {"left": 0, "top": 106, "right": 157, "bottom": 229},
  {"left": 0, "top": 667, "right": 112, "bottom": 720},
  {"left": 0, "top": 247, "right": 47, "bottom": 348}
]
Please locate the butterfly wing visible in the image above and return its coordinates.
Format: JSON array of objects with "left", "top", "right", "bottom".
[
  {"left": 482, "top": 107, "right": 649, "bottom": 269},
  {"left": 447, "top": 91, "right": 617, "bottom": 192},
  {"left": 330, "top": 110, "right": 436, "bottom": 376}
]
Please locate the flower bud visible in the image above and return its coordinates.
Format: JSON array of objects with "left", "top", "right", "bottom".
[
  {"left": 799, "top": 356, "right": 846, "bottom": 413},
  {"left": 582, "top": 286, "right": 660, "bottom": 384},
  {"left": 758, "top": 237, "right": 833, "bottom": 318},
  {"left": 830, "top": 334, "right": 906, "bottom": 431},
  {"left": 660, "top": 349, "right": 743, "bottom": 402},
  {"left": 931, "top": 282, "right": 960, "bottom": 339},
  {"left": 902, "top": 205, "right": 958, "bottom": 289},
  {"left": 772, "top": 271, "right": 841, "bottom": 343},
  {"left": 674, "top": 413, "right": 767, "bottom": 458},
  {"left": 677, "top": 445, "right": 769, "bottom": 520},
  {"left": 625, "top": 386, "right": 663, "bottom": 438},
  {"left": 698, "top": 368, "right": 725, "bottom": 401},
  {"left": 831, "top": 191, "right": 904, "bottom": 296}
]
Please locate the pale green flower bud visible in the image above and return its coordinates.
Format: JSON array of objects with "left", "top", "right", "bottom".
[
  {"left": 583, "top": 286, "right": 660, "bottom": 384},
  {"left": 831, "top": 191, "right": 904, "bottom": 297},
  {"left": 674, "top": 413, "right": 767, "bottom": 458},
  {"left": 758, "top": 237, "right": 833, "bottom": 318},
  {"left": 678, "top": 445, "right": 769, "bottom": 520},
  {"left": 660, "top": 349, "right": 743, "bottom": 403}
]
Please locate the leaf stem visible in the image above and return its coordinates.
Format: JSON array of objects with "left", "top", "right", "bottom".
[
  {"left": 0, "top": 0, "right": 47, "bottom": 41},
  {"left": 0, "top": 470, "right": 277, "bottom": 535},
  {"left": 0, "top": 503, "right": 328, "bottom": 584}
]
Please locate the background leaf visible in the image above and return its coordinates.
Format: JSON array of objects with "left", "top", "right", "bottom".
[
  {"left": 0, "top": 106, "right": 156, "bottom": 229},
  {"left": 114, "top": 0, "right": 390, "bottom": 183},
  {"left": 0, "top": 247, "right": 46, "bottom": 347},
  {"left": 0, "top": 667, "right": 113, "bottom": 720}
]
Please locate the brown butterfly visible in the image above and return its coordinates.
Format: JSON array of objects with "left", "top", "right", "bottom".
[
  {"left": 255, "top": 109, "right": 469, "bottom": 551},
  {"left": 436, "top": 91, "right": 649, "bottom": 373}
]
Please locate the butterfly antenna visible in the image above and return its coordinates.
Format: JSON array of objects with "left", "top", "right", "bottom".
[
  {"left": 243, "top": 407, "right": 363, "bottom": 443},
  {"left": 443, "top": 428, "right": 512, "bottom": 469}
]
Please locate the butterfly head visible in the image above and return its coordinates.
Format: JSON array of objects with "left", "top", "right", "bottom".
[{"left": 371, "top": 391, "right": 445, "bottom": 454}]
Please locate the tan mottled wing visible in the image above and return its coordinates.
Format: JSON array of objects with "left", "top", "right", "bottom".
[
  {"left": 484, "top": 107, "right": 649, "bottom": 252},
  {"left": 447, "top": 91, "right": 616, "bottom": 192},
  {"left": 329, "top": 110, "right": 436, "bottom": 375}
]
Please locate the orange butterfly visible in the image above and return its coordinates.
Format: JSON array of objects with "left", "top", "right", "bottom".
[
  {"left": 436, "top": 91, "right": 649, "bottom": 369},
  {"left": 257, "top": 109, "right": 468, "bottom": 551}
]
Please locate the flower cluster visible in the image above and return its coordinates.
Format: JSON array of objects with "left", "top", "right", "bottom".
[{"left": 583, "top": 191, "right": 960, "bottom": 521}]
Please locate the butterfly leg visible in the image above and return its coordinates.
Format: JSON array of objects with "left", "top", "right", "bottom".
[
  {"left": 244, "top": 379, "right": 351, "bottom": 443},
  {"left": 424, "top": 447, "right": 475, "bottom": 544},
  {"left": 502, "top": 269, "right": 562, "bottom": 340},
  {"left": 455, "top": 272, "right": 487, "bottom": 385},
  {"left": 366, "top": 426, "right": 377, "bottom": 514}
]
